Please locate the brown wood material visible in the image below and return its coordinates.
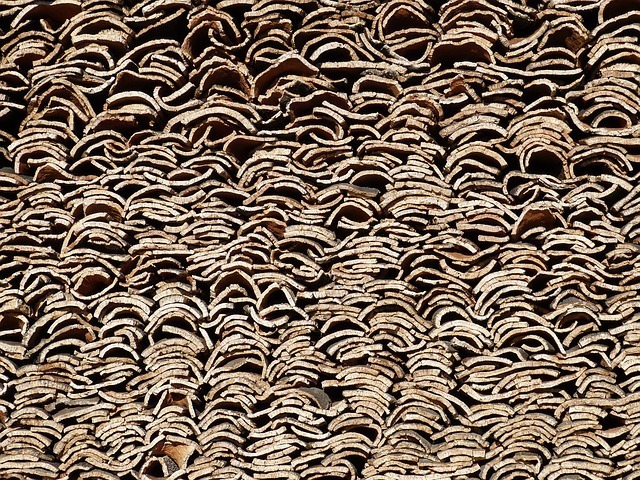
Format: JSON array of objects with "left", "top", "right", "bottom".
[{"left": 2, "top": 0, "right": 640, "bottom": 478}]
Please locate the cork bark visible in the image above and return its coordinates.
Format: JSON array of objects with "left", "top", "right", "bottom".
[{"left": 1, "top": 0, "right": 640, "bottom": 479}]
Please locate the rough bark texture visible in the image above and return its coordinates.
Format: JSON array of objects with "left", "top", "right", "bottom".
[{"left": 1, "top": 0, "right": 640, "bottom": 479}]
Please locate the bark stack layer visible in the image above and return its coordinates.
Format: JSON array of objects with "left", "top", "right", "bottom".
[{"left": 1, "top": 0, "right": 640, "bottom": 479}]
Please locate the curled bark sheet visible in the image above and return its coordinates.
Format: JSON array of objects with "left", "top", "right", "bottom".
[{"left": 2, "top": 0, "right": 640, "bottom": 479}]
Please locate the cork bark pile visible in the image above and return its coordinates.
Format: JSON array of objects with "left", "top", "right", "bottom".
[{"left": 1, "top": 0, "right": 640, "bottom": 478}]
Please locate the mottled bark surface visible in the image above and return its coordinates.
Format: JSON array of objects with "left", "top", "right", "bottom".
[{"left": 1, "top": 0, "right": 640, "bottom": 479}]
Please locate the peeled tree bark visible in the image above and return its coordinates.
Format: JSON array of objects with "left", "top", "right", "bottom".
[{"left": 1, "top": 0, "right": 640, "bottom": 479}]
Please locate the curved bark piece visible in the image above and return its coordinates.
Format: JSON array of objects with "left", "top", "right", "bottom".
[{"left": 1, "top": 0, "right": 640, "bottom": 478}]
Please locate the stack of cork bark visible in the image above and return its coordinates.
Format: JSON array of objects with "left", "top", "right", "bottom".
[{"left": 2, "top": 0, "right": 640, "bottom": 478}]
